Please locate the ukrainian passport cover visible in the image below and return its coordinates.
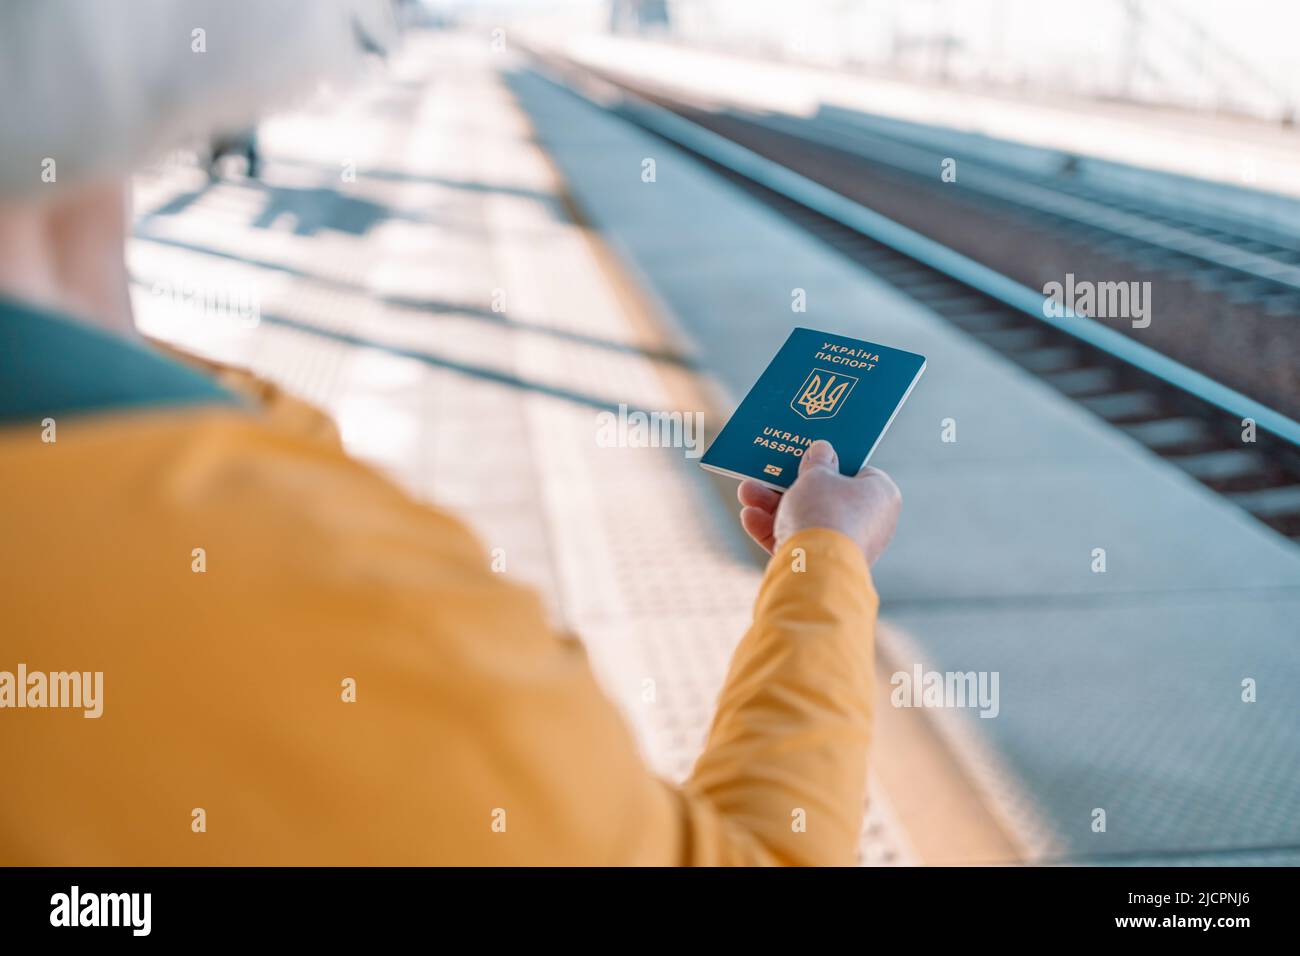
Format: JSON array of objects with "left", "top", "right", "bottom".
[{"left": 700, "top": 328, "right": 926, "bottom": 490}]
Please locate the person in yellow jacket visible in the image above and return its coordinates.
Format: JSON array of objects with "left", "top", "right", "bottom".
[{"left": 0, "top": 0, "right": 902, "bottom": 866}]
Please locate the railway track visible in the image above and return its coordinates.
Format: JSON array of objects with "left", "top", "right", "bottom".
[
  {"left": 527, "top": 50, "right": 1300, "bottom": 544},
  {"left": 737, "top": 107, "right": 1300, "bottom": 312}
]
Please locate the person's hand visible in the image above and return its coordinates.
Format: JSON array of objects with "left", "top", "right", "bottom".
[{"left": 737, "top": 440, "right": 901, "bottom": 565}]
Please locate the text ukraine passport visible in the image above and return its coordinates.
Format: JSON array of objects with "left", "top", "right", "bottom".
[{"left": 700, "top": 328, "right": 926, "bottom": 490}]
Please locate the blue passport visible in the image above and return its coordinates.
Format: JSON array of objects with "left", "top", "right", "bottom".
[{"left": 700, "top": 328, "right": 926, "bottom": 490}]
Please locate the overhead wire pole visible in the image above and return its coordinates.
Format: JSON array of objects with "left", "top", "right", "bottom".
[{"left": 1119, "top": 0, "right": 1146, "bottom": 101}]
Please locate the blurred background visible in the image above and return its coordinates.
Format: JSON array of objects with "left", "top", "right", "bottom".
[
  {"left": 131, "top": 0, "right": 1300, "bottom": 865},
  {"left": 501, "top": 0, "right": 1300, "bottom": 122}
]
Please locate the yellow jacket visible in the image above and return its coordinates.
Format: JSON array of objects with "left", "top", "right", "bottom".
[{"left": 0, "top": 300, "right": 877, "bottom": 865}]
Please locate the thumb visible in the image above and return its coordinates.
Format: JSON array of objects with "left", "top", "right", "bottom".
[{"left": 800, "top": 439, "right": 838, "bottom": 475}]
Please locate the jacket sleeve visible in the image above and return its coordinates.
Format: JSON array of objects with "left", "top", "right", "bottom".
[
  {"left": 364, "top": 517, "right": 880, "bottom": 867},
  {"left": 674, "top": 529, "right": 877, "bottom": 865},
  {"left": 374, "top": 520, "right": 878, "bottom": 867},
  {"left": 209, "top": 450, "right": 880, "bottom": 866}
]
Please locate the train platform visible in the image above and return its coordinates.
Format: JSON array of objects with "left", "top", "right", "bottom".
[
  {"left": 127, "top": 28, "right": 1300, "bottom": 865},
  {"left": 504, "top": 51, "right": 1300, "bottom": 863}
]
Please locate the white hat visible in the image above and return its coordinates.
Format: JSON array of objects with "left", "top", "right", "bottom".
[{"left": 0, "top": 0, "right": 395, "bottom": 199}]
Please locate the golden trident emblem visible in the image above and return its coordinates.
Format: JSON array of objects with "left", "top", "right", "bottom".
[{"left": 791, "top": 368, "right": 858, "bottom": 420}]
